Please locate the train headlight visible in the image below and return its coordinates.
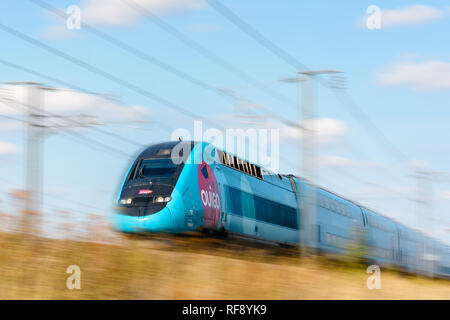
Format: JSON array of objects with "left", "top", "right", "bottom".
[
  {"left": 154, "top": 196, "right": 171, "bottom": 203},
  {"left": 119, "top": 198, "right": 132, "bottom": 205}
]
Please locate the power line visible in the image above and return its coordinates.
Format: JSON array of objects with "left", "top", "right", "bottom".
[
  {"left": 30, "top": 0, "right": 294, "bottom": 127},
  {"left": 340, "top": 139, "right": 404, "bottom": 180},
  {"left": 207, "top": 0, "right": 410, "bottom": 164},
  {"left": 30, "top": 0, "right": 304, "bottom": 132},
  {"left": 40, "top": 91, "right": 144, "bottom": 147},
  {"left": 0, "top": 22, "right": 223, "bottom": 130},
  {"left": 0, "top": 61, "right": 403, "bottom": 192},
  {"left": 206, "top": 0, "right": 419, "bottom": 200},
  {"left": 0, "top": 19, "right": 405, "bottom": 185},
  {"left": 59, "top": 128, "right": 131, "bottom": 159},
  {"left": 0, "top": 58, "right": 176, "bottom": 144},
  {"left": 331, "top": 89, "right": 409, "bottom": 163},
  {"left": 328, "top": 165, "right": 409, "bottom": 199},
  {"left": 1, "top": 92, "right": 135, "bottom": 159},
  {"left": 0, "top": 40, "right": 304, "bottom": 170},
  {"left": 0, "top": 57, "right": 296, "bottom": 172},
  {"left": 5, "top": 93, "right": 411, "bottom": 206},
  {"left": 0, "top": 113, "right": 25, "bottom": 123},
  {"left": 30, "top": 0, "right": 233, "bottom": 101},
  {"left": 2, "top": 85, "right": 411, "bottom": 207},
  {"left": 206, "top": 0, "right": 308, "bottom": 71},
  {"left": 121, "top": 0, "right": 297, "bottom": 109},
  {"left": 0, "top": 58, "right": 94, "bottom": 95},
  {"left": 0, "top": 13, "right": 307, "bottom": 167},
  {"left": 0, "top": 96, "right": 132, "bottom": 158},
  {"left": 223, "top": 89, "right": 301, "bottom": 129}
]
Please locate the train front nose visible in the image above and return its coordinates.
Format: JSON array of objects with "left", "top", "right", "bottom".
[
  {"left": 139, "top": 206, "right": 172, "bottom": 231},
  {"left": 111, "top": 199, "right": 173, "bottom": 233}
]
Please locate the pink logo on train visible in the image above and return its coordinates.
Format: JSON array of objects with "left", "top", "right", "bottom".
[{"left": 198, "top": 161, "right": 221, "bottom": 228}]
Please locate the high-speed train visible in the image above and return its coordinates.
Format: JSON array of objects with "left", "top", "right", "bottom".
[{"left": 112, "top": 141, "right": 450, "bottom": 277}]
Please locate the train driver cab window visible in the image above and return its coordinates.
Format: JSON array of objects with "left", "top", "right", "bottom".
[{"left": 137, "top": 159, "right": 177, "bottom": 179}]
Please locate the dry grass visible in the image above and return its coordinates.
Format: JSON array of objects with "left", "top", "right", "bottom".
[{"left": 0, "top": 231, "right": 448, "bottom": 300}]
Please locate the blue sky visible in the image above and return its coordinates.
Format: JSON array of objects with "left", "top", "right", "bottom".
[{"left": 0, "top": 0, "right": 449, "bottom": 243}]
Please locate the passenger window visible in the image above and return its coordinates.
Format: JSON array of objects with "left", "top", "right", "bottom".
[{"left": 249, "top": 164, "right": 254, "bottom": 176}]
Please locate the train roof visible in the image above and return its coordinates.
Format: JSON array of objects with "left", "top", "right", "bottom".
[{"left": 138, "top": 141, "right": 196, "bottom": 159}]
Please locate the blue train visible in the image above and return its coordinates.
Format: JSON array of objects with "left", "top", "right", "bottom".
[{"left": 112, "top": 141, "right": 450, "bottom": 277}]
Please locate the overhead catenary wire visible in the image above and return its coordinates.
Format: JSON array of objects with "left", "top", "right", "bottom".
[
  {"left": 0, "top": 113, "right": 25, "bottom": 123},
  {"left": 0, "top": 8, "right": 419, "bottom": 195},
  {"left": 0, "top": 57, "right": 290, "bottom": 171},
  {"left": 42, "top": 91, "right": 145, "bottom": 148},
  {"left": 2, "top": 94, "right": 420, "bottom": 221},
  {"left": 30, "top": 0, "right": 234, "bottom": 101},
  {"left": 1, "top": 96, "right": 416, "bottom": 218},
  {"left": 0, "top": 51, "right": 305, "bottom": 172},
  {"left": 0, "top": 62, "right": 399, "bottom": 201},
  {"left": 0, "top": 96, "right": 132, "bottom": 158},
  {"left": 0, "top": 22, "right": 225, "bottom": 130},
  {"left": 326, "top": 165, "right": 410, "bottom": 199},
  {"left": 206, "top": 0, "right": 309, "bottom": 71},
  {"left": 0, "top": 58, "right": 176, "bottom": 144},
  {"left": 119, "top": 0, "right": 419, "bottom": 189},
  {"left": 206, "top": 0, "right": 410, "bottom": 165},
  {"left": 119, "top": 0, "right": 298, "bottom": 109},
  {"left": 207, "top": 0, "right": 450, "bottom": 235},
  {"left": 30, "top": 0, "right": 308, "bottom": 133}
]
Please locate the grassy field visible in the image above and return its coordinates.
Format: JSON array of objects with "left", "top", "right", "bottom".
[{"left": 0, "top": 229, "right": 448, "bottom": 299}]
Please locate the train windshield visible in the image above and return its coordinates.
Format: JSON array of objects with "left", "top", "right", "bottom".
[{"left": 137, "top": 159, "right": 177, "bottom": 179}]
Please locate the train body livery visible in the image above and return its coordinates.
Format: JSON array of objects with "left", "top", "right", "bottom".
[{"left": 112, "top": 141, "right": 450, "bottom": 277}]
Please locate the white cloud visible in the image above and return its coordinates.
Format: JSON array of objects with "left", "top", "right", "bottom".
[
  {"left": 359, "top": 5, "right": 446, "bottom": 28},
  {"left": 214, "top": 114, "right": 349, "bottom": 144},
  {"left": 0, "top": 141, "right": 19, "bottom": 157},
  {"left": 82, "top": 0, "right": 205, "bottom": 27},
  {"left": 319, "top": 155, "right": 382, "bottom": 168},
  {"left": 0, "top": 85, "right": 150, "bottom": 132},
  {"left": 377, "top": 59, "right": 450, "bottom": 91},
  {"left": 439, "top": 190, "right": 450, "bottom": 200},
  {"left": 281, "top": 118, "right": 349, "bottom": 143},
  {"left": 380, "top": 5, "right": 445, "bottom": 28}
]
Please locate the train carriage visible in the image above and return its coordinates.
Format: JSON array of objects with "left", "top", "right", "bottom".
[
  {"left": 314, "top": 188, "right": 364, "bottom": 255},
  {"left": 112, "top": 141, "right": 450, "bottom": 277},
  {"left": 363, "top": 209, "right": 399, "bottom": 267}
]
